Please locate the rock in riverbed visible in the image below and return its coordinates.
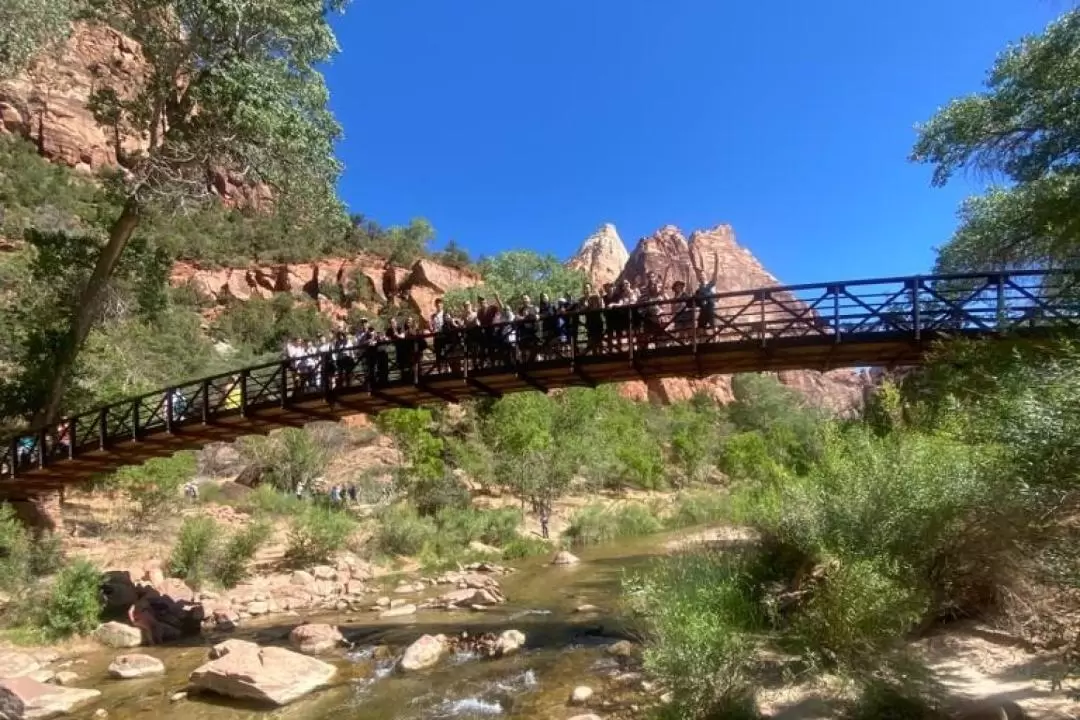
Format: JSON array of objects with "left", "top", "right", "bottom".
[
  {"left": 0, "top": 677, "right": 101, "bottom": 718},
  {"left": 399, "top": 634, "right": 449, "bottom": 672},
  {"left": 189, "top": 639, "right": 336, "bottom": 706},
  {"left": 108, "top": 654, "right": 165, "bottom": 679},
  {"left": 288, "top": 624, "right": 345, "bottom": 654}
]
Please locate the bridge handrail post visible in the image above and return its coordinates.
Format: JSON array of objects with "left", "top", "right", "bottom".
[
  {"left": 6, "top": 438, "right": 16, "bottom": 479},
  {"left": 996, "top": 273, "right": 1006, "bottom": 331},
  {"left": 37, "top": 428, "right": 47, "bottom": 469},
  {"left": 910, "top": 276, "right": 922, "bottom": 340},
  {"left": 98, "top": 408, "right": 108, "bottom": 451},
  {"left": 165, "top": 390, "right": 174, "bottom": 433},
  {"left": 627, "top": 306, "right": 635, "bottom": 363},
  {"left": 759, "top": 290, "right": 767, "bottom": 347},
  {"left": 831, "top": 286, "right": 841, "bottom": 343},
  {"left": 240, "top": 371, "right": 249, "bottom": 417},
  {"left": 201, "top": 379, "right": 211, "bottom": 424},
  {"left": 132, "top": 400, "right": 140, "bottom": 442},
  {"left": 279, "top": 362, "right": 289, "bottom": 408},
  {"left": 67, "top": 418, "right": 76, "bottom": 460},
  {"left": 321, "top": 352, "right": 332, "bottom": 404}
]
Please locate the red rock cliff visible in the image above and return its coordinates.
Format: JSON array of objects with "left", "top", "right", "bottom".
[
  {"left": 0, "top": 21, "right": 264, "bottom": 204},
  {"left": 569, "top": 223, "right": 869, "bottom": 414}
]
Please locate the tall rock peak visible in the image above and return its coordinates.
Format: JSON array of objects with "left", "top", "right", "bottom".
[{"left": 567, "top": 223, "right": 629, "bottom": 287}]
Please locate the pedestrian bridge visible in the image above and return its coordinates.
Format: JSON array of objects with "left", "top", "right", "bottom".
[{"left": 2, "top": 270, "right": 1077, "bottom": 494}]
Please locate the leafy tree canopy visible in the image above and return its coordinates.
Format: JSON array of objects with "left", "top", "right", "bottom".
[
  {"left": 911, "top": 10, "right": 1080, "bottom": 271},
  {"left": 445, "top": 250, "right": 585, "bottom": 309}
]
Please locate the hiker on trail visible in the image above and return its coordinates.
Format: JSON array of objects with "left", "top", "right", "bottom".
[
  {"left": 184, "top": 482, "right": 198, "bottom": 501},
  {"left": 128, "top": 602, "right": 162, "bottom": 645},
  {"left": 295, "top": 482, "right": 304, "bottom": 500},
  {"left": 330, "top": 485, "right": 341, "bottom": 504},
  {"left": 347, "top": 484, "right": 358, "bottom": 503}
]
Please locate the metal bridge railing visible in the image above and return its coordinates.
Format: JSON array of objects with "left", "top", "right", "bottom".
[{"left": 2, "top": 269, "right": 1078, "bottom": 480}]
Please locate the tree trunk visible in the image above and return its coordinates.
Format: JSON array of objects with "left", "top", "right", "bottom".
[
  {"left": 34, "top": 198, "right": 141, "bottom": 427},
  {"left": 29, "top": 199, "right": 141, "bottom": 535}
]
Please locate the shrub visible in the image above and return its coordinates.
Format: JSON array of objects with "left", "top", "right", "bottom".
[
  {"left": 212, "top": 520, "right": 272, "bottom": 588},
  {"left": 242, "top": 484, "right": 307, "bottom": 516},
  {"left": 501, "top": 535, "right": 551, "bottom": 560},
  {"left": 38, "top": 560, "right": 104, "bottom": 641},
  {"left": 665, "top": 491, "right": 731, "bottom": 530},
  {"left": 238, "top": 429, "right": 330, "bottom": 495},
  {"left": 0, "top": 504, "right": 33, "bottom": 593},
  {"left": 375, "top": 504, "right": 437, "bottom": 557},
  {"left": 168, "top": 517, "right": 219, "bottom": 588},
  {"left": 563, "top": 503, "right": 664, "bottom": 548},
  {"left": 111, "top": 452, "right": 196, "bottom": 528},
  {"left": 285, "top": 508, "right": 356, "bottom": 567},
  {"left": 625, "top": 551, "right": 765, "bottom": 719}
]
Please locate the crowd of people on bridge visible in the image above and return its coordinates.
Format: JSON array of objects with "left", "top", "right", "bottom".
[{"left": 281, "top": 251, "right": 722, "bottom": 388}]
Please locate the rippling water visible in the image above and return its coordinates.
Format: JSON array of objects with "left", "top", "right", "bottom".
[{"left": 77, "top": 530, "right": 682, "bottom": 720}]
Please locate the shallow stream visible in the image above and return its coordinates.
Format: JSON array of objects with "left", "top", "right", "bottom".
[{"left": 69, "top": 531, "right": 681, "bottom": 720}]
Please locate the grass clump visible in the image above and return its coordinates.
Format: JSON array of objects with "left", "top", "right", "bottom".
[
  {"left": 664, "top": 490, "right": 730, "bottom": 530},
  {"left": 213, "top": 520, "right": 273, "bottom": 588},
  {"left": 563, "top": 502, "right": 664, "bottom": 548},
  {"left": 372, "top": 504, "right": 525, "bottom": 568},
  {"left": 501, "top": 535, "right": 552, "bottom": 560}
]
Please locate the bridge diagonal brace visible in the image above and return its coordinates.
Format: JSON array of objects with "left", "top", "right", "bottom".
[
  {"left": 841, "top": 287, "right": 908, "bottom": 333},
  {"left": 417, "top": 384, "right": 459, "bottom": 404},
  {"left": 517, "top": 372, "right": 549, "bottom": 394},
  {"left": 1005, "top": 279, "right": 1074, "bottom": 324},
  {"left": 919, "top": 281, "right": 993, "bottom": 331},
  {"left": 466, "top": 377, "right": 503, "bottom": 398},
  {"left": 573, "top": 364, "right": 599, "bottom": 388},
  {"left": 712, "top": 296, "right": 760, "bottom": 341},
  {"left": 371, "top": 390, "right": 417, "bottom": 409},
  {"left": 771, "top": 293, "right": 832, "bottom": 338}
]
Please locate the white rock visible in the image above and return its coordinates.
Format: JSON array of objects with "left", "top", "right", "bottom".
[
  {"left": 570, "top": 685, "right": 594, "bottom": 705},
  {"left": 379, "top": 604, "right": 416, "bottom": 619},
  {"left": 93, "top": 622, "right": 143, "bottom": 649},
  {"left": 188, "top": 640, "right": 336, "bottom": 706},
  {"left": 107, "top": 654, "right": 165, "bottom": 680},
  {"left": 398, "top": 635, "right": 448, "bottom": 672}
]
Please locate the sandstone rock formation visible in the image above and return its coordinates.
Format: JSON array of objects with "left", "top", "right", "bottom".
[
  {"left": 189, "top": 639, "right": 336, "bottom": 706},
  {"left": 170, "top": 254, "right": 480, "bottom": 330},
  {"left": 0, "top": 677, "right": 101, "bottom": 719},
  {"left": 565, "top": 223, "right": 870, "bottom": 414},
  {"left": 0, "top": 21, "right": 266, "bottom": 205},
  {"left": 566, "top": 223, "right": 629, "bottom": 287},
  {"left": 399, "top": 634, "right": 449, "bottom": 672}
]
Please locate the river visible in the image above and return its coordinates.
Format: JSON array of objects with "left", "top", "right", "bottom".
[{"left": 71, "top": 531, "right": 680, "bottom": 720}]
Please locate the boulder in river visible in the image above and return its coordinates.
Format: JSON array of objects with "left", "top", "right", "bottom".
[
  {"left": 0, "top": 676, "right": 101, "bottom": 719},
  {"left": 0, "top": 652, "right": 39, "bottom": 680},
  {"left": 94, "top": 622, "right": 143, "bottom": 648},
  {"left": 108, "top": 654, "right": 165, "bottom": 679},
  {"left": 570, "top": 685, "right": 594, "bottom": 705},
  {"left": 493, "top": 630, "right": 526, "bottom": 657},
  {"left": 399, "top": 634, "right": 449, "bottom": 672},
  {"left": 551, "top": 551, "right": 580, "bottom": 566},
  {"left": 189, "top": 639, "right": 336, "bottom": 706},
  {"left": 288, "top": 624, "right": 345, "bottom": 654},
  {"left": 379, "top": 603, "right": 417, "bottom": 619}
]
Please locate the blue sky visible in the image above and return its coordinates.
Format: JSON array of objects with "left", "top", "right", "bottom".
[{"left": 323, "top": 1, "right": 1062, "bottom": 285}]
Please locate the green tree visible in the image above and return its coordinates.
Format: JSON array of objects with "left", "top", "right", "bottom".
[
  {"left": 911, "top": 9, "right": 1080, "bottom": 271},
  {"left": 447, "top": 250, "right": 586, "bottom": 307},
  {"left": 37, "top": 0, "right": 351, "bottom": 425},
  {"left": 0, "top": 0, "right": 79, "bottom": 78}
]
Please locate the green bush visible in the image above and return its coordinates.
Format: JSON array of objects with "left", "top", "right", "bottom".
[
  {"left": 625, "top": 551, "right": 765, "bottom": 719},
  {"left": 563, "top": 503, "right": 664, "bottom": 548},
  {"left": 212, "top": 520, "right": 272, "bottom": 588},
  {"left": 375, "top": 504, "right": 437, "bottom": 557},
  {"left": 111, "top": 452, "right": 197, "bottom": 528},
  {"left": 665, "top": 491, "right": 731, "bottom": 530},
  {"left": 285, "top": 508, "right": 356, "bottom": 567},
  {"left": 501, "top": 535, "right": 551, "bottom": 560},
  {"left": 241, "top": 484, "right": 307, "bottom": 516},
  {"left": 237, "top": 429, "right": 330, "bottom": 495},
  {"left": 38, "top": 560, "right": 104, "bottom": 641},
  {"left": 168, "top": 517, "right": 219, "bottom": 588}
]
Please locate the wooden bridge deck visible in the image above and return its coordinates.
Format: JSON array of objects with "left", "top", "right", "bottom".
[{"left": 2, "top": 270, "right": 1077, "bottom": 496}]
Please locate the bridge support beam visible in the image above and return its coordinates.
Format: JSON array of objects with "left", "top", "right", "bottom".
[{"left": 467, "top": 378, "right": 503, "bottom": 398}]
